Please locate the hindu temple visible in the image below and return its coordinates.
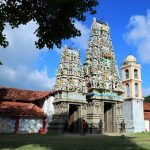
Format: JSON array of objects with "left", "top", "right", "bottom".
[
  {"left": 49, "top": 18, "right": 145, "bottom": 134},
  {"left": 0, "top": 18, "right": 145, "bottom": 134}
]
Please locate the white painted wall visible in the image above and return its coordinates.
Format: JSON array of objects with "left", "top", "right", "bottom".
[
  {"left": 123, "top": 101, "right": 134, "bottom": 132},
  {"left": 132, "top": 99, "right": 145, "bottom": 132},
  {"left": 123, "top": 99, "right": 145, "bottom": 133},
  {"left": 19, "top": 118, "right": 43, "bottom": 133},
  {"left": 42, "top": 96, "right": 54, "bottom": 123},
  {"left": 144, "top": 120, "right": 149, "bottom": 132}
]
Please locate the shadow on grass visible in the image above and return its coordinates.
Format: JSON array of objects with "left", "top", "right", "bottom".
[{"left": 0, "top": 133, "right": 150, "bottom": 150}]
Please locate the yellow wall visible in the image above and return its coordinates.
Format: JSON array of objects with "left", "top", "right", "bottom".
[{"left": 121, "top": 63, "right": 142, "bottom": 99}]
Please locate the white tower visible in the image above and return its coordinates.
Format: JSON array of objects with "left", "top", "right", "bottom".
[{"left": 121, "top": 55, "right": 145, "bottom": 132}]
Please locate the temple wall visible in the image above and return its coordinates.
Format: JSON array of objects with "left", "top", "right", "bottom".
[
  {"left": 19, "top": 118, "right": 43, "bottom": 133},
  {"left": 144, "top": 120, "right": 150, "bottom": 132},
  {"left": 0, "top": 117, "right": 15, "bottom": 133},
  {"left": 132, "top": 99, "right": 145, "bottom": 132},
  {"left": 123, "top": 100, "right": 134, "bottom": 132},
  {"left": 123, "top": 99, "right": 145, "bottom": 132},
  {"left": 0, "top": 117, "right": 43, "bottom": 133},
  {"left": 42, "top": 96, "right": 54, "bottom": 123}
]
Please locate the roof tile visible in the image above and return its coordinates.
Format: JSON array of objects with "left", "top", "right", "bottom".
[
  {"left": 0, "top": 86, "right": 52, "bottom": 102},
  {"left": 144, "top": 103, "right": 150, "bottom": 111},
  {"left": 0, "top": 101, "right": 46, "bottom": 118}
]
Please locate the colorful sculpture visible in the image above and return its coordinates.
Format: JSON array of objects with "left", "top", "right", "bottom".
[
  {"left": 50, "top": 18, "right": 124, "bottom": 134},
  {"left": 52, "top": 47, "right": 87, "bottom": 94}
]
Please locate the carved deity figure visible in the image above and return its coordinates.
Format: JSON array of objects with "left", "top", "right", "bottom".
[
  {"left": 99, "top": 119, "right": 103, "bottom": 134},
  {"left": 120, "top": 120, "right": 126, "bottom": 133}
]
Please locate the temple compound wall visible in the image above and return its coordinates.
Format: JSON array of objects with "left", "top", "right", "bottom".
[{"left": 0, "top": 87, "right": 54, "bottom": 134}]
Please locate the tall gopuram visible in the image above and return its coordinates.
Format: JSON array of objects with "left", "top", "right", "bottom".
[
  {"left": 50, "top": 46, "right": 87, "bottom": 133},
  {"left": 121, "top": 55, "right": 145, "bottom": 132},
  {"left": 84, "top": 18, "right": 124, "bottom": 133}
]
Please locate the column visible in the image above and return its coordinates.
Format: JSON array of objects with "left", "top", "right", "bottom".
[{"left": 14, "top": 116, "right": 20, "bottom": 134}]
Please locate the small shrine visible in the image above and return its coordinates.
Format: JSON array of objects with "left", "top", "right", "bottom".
[{"left": 50, "top": 47, "right": 87, "bottom": 133}]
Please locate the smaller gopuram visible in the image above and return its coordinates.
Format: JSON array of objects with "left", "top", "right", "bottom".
[{"left": 50, "top": 46, "right": 87, "bottom": 133}]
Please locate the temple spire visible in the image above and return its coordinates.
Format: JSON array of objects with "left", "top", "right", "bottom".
[
  {"left": 84, "top": 19, "right": 123, "bottom": 92},
  {"left": 53, "top": 46, "right": 87, "bottom": 93}
]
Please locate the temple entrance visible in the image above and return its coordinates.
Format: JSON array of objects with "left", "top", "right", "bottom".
[
  {"left": 104, "top": 102, "right": 114, "bottom": 133},
  {"left": 69, "top": 104, "right": 81, "bottom": 133}
]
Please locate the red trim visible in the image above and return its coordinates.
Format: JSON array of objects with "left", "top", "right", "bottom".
[
  {"left": 43, "top": 117, "right": 46, "bottom": 130},
  {"left": 14, "top": 117, "right": 20, "bottom": 133},
  {"left": 39, "top": 117, "right": 47, "bottom": 134}
]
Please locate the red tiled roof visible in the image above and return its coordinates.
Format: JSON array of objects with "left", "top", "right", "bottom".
[
  {"left": 144, "top": 112, "right": 150, "bottom": 120},
  {"left": 0, "top": 101, "right": 46, "bottom": 118},
  {"left": 0, "top": 86, "right": 52, "bottom": 102},
  {"left": 144, "top": 103, "right": 150, "bottom": 111}
]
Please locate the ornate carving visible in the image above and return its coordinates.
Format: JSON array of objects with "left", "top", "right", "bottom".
[
  {"left": 52, "top": 48, "right": 87, "bottom": 94},
  {"left": 83, "top": 18, "right": 123, "bottom": 94}
]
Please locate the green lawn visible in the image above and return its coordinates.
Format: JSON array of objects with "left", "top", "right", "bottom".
[{"left": 0, "top": 133, "right": 150, "bottom": 150}]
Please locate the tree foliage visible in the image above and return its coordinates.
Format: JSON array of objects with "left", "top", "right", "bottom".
[
  {"left": 144, "top": 95, "right": 150, "bottom": 103},
  {"left": 0, "top": 61, "right": 2, "bottom": 65},
  {"left": 0, "top": 0, "right": 98, "bottom": 49}
]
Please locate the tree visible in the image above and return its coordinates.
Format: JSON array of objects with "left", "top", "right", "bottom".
[
  {"left": 0, "top": 61, "right": 2, "bottom": 65},
  {"left": 144, "top": 96, "right": 150, "bottom": 103},
  {"left": 0, "top": 0, "right": 98, "bottom": 49}
]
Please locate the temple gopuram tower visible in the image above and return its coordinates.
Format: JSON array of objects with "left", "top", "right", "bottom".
[
  {"left": 50, "top": 46, "right": 87, "bottom": 133},
  {"left": 122, "top": 55, "right": 145, "bottom": 132},
  {"left": 84, "top": 18, "right": 124, "bottom": 133}
]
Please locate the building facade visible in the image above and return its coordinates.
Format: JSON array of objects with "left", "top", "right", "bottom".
[
  {"left": 144, "top": 103, "right": 150, "bottom": 132},
  {"left": 0, "top": 87, "right": 53, "bottom": 134},
  {"left": 121, "top": 55, "right": 145, "bottom": 132}
]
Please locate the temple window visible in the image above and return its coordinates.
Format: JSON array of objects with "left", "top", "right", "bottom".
[
  {"left": 126, "top": 83, "right": 130, "bottom": 97},
  {"left": 125, "top": 69, "right": 129, "bottom": 79},
  {"left": 134, "top": 69, "right": 138, "bottom": 79},
  {"left": 135, "top": 83, "right": 138, "bottom": 97}
]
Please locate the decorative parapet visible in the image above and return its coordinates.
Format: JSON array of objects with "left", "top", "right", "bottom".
[{"left": 87, "top": 92, "right": 123, "bottom": 102}]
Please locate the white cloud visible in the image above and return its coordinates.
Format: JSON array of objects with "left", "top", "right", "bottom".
[
  {"left": 0, "top": 65, "right": 55, "bottom": 90},
  {"left": 143, "top": 87, "right": 150, "bottom": 96},
  {"left": 124, "top": 10, "right": 150, "bottom": 63},
  {"left": 71, "top": 21, "right": 90, "bottom": 50},
  {"left": 0, "top": 20, "right": 90, "bottom": 90},
  {"left": 0, "top": 22, "right": 55, "bottom": 91},
  {"left": 28, "top": 69, "right": 55, "bottom": 90},
  {"left": 0, "top": 21, "right": 40, "bottom": 67}
]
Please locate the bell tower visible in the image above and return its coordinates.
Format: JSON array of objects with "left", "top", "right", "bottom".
[
  {"left": 122, "top": 55, "right": 142, "bottom": 99},
  {"left": 121, "top": 55, "right": 145, "bottom": 132}
]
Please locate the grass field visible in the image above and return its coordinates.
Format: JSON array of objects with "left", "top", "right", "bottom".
[{"left": 0, "top": 133, "right": 150, "bottom": 150}]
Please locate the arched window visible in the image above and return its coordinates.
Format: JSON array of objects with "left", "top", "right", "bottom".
[
  {"left": 135, "top": 83, "right": 138, "bottom": 97},
  {"left": 125, "top": 69, "right": 129, "bottom": 79},
  {"left": 134, "top": 69, "right": 138, "bottom": 79},
  {"left": 126, "top": 83, "right": 130, "bottom": 97}
]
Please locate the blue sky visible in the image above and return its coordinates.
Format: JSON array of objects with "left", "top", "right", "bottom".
[{"left": 0, "top": 0, "right": 150, "bottom": 96}]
